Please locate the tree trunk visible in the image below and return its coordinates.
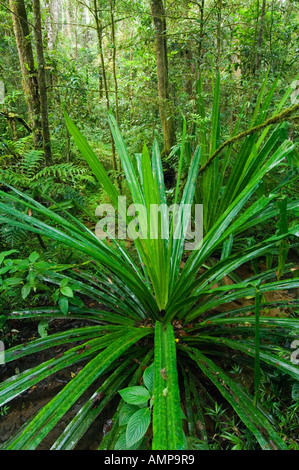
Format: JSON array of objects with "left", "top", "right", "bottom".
[
  {"left": 94, "top": 0, "right": 110, "bottom": 108},
  {"left": 9, "top": 0, "right": 41, "bottom": 148},
  {"left": 93, "top": 0, "right": 117, "bottom": 172},
  {"left": 109, "top": 0, "right": 119, "bottom": 126},
  {"left": 33, "top": 0, "right": 52, "bottom": 165},
  {"left": 109, "top": 0, "right": 122, "bottom": 178},
  {"left": 44, "top": 0, "right": 59, "bottom": 51},
  {"left": 251, "top": 0, "right": 260, "bottom": 75},
  {"left": 185, "top": 46, "right": 193, "bottom": 97},
  {"left": 216, "top": 0, "right": 222, "bottom": 69},
  {"left": 198, "top": 0, "right": 205, "bottom": 68},
  {"left": 150, "top": 0, "right": 175, "bottom": 155},
  {"left": 66, "top": 0, "right": 73, "bottom": 39},
  {"left": 129, "top": 29, "right": 133, "bottom": 124},
  {"left": 75, "top": 1, "right": 78, "bottom": 60}
]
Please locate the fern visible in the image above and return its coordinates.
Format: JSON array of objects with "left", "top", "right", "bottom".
[
  {"left": 74, "top": 173, "right": 97, "bottom": 185},
  {"left": 0, "top": 223, "right": 28, "bottom": 246},
  {"left": 0, "top": 146, "right": 98, "bottom": 248},
  {"left": 33, "top": 163, "right": 90, "bottom": 182},
  {"left": 1, "top": 136, "right": 32, "bottom": 158},
  {"left": 0, "top": 169, "right": 30, "bottom": 187},
  {"left": 39, "top": 182, "right": 87, "bottom": 205},
  {"left": 0, "top": 201, "right": 28, "bottom": 246},
  {"left": 21, "top": 150, "right": 44, "bottom": 178}
]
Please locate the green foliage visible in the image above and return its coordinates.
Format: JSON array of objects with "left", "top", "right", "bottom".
[
  {"left": 20, "top": 149, "right": 44, "bottom": 178},
  {"left": 117, "top": 365, "right": 154, "bottom": 450},
  {"left": 0, "top": 0, "right": 298, "bottom": 450},
  {"left": 0, "top": 249, "right": 53, "bottom": 312}
]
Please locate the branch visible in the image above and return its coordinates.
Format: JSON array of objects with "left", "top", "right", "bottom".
[
  {"left": 45, "top": 21, "right": 96, "bottom": 30},
  {"left": 0, "top": 111, "right": 32, "bottom": 133},
  {"left": 46, "top": 85, "right": 117, "bottom": 93},
  {"left": 0, "top": 138, "right": 19, "bottom": 158},
  {"left": 198, "top": 103, "right": 299, "bottom": 175},
  {"left": 1, "top": 1, "right": 36, "bottom": 30}
]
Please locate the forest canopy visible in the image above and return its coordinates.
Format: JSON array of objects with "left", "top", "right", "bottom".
[{"left": 1, "top": 0, "right": 298, "bottom": 168}]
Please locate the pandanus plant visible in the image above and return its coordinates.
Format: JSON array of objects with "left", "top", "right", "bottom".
[{"left": 0, "top": 77, "right": 298, "bottom": 450}]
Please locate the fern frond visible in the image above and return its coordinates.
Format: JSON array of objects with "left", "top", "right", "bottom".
[
  {"left": 21, "top": 150, "right": 44, "bottom": 178},
  {"left": 33, "top": 163, "right": 89, "bottom": 181},
  {"left": 31, "top": 181, "right": 87, "bottom": 206},
  {"left": 0, "top": 220, "right": 27, "bottom": 246},
  {"left": 0, "top": 169, "right": 30, "bottom": 187},
  {"left": 74, "top": 174, "right": 97, "bottom": 185},
  {"left": 8, "top": 136, "right": 32, "bottom": 155}
]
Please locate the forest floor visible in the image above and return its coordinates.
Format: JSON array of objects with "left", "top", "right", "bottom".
[{"left": 0, "top": 317, "right": 113, "bottom": 450}]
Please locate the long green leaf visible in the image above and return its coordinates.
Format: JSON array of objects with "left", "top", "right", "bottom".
[
  {"left": 184, "top": 347, "right": 288, "bottom": 450},
  {"left": 3, "top": 327, "right": 152, "bottom": 449},
  {"left": 4, "top": 325, "right": 125, "bottom": 363},
  {"left": 152, "top": 321, "right": 185, "bottom": 450},
  {"left": 51, "top": 359, "right": 136, "bottom": 450},
  {"left": 0, "top": 331, "right": 128, "bottom": 407},
  {"left": 200, "top": 336, "right": 299, "bottom": 382},
  {"left": 64, "top": 111, "right": 119, "bottom": 205}
]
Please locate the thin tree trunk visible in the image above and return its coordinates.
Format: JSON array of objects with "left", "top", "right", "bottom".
[
  {"left": 9, "top": 0, "right": 41, "bottom": 148},
  {"left": 44, "top": 0, "right": 59, "bottom": 51},
  {"left": 75, "top": 1, "right": 78, "bottom": 60},
  {"left": 94, "top": 0, "right": 110, "bottom": 108},
  {"left": 109, "top": 0, "right": 121, "bottom": 180},
  {"left": 109, "top": 0, "right": 119, "bottom": 126},
  {"left": 98, "top": 66, "right": 103, "bottom": 99},
  {"left": 93, "top": 0, "right": 117, "bottom": 171},
  {"left": 66, "top": 0, "right": 73, "bottom": 39},
  {"left": 251, "top": 0, "right": 260, "bottom": 75},
  {"left": 255, "top": 0, "right": 267, "bottom": 74},
  {"left": 150, "top": 0, "right": 176, "bottom": 155},
  {"left": 129, "top": 29, "right": 133, "bottom": 125},
  {"left": 198, "top": 0, "right": 205, "bottom": 68},
  {"left": 84, "top": 4, "right": 91, "bottom": 46},
  {"left": 8, "top": 114, "right": 18, "bottom": 141},
  {"left": 216, "top": 0, "right": 222, "bottom": 69},
  {"left": 33, "top": 0, "right": 52, "bottom": 165},
  {"left": 185, "top": 47, "right": 193, "bottom": 97},
  {"left": 269, "top": 0, "right": 274, "bottom": 69}
]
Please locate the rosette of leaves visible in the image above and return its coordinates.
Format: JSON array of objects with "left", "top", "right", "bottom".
[{"left": 0, "top": 78, "right": 298, "bottom": 450}]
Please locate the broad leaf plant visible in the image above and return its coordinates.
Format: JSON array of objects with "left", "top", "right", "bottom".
[{"left": 0, "top": 77, "right": 298, "bottom": 450}]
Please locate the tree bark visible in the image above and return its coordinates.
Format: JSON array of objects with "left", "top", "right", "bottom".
[
  {"left": 94, "top": 0, "right": 110, "bottom": 108},
  {"left": 150, "top": 0, "right": 176, "bottom": 155},
  {"left": 33, "top": 0, "right": 52, "bottom": 165},
  {"left": 216, "top": 0, "right": 222, "bottom": 69},
  {"left": 66, "top": 0, "right": 73, "bottom": 39},
  {"left": 9, "top": 0, "right": 41, "bottom": 148}
]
